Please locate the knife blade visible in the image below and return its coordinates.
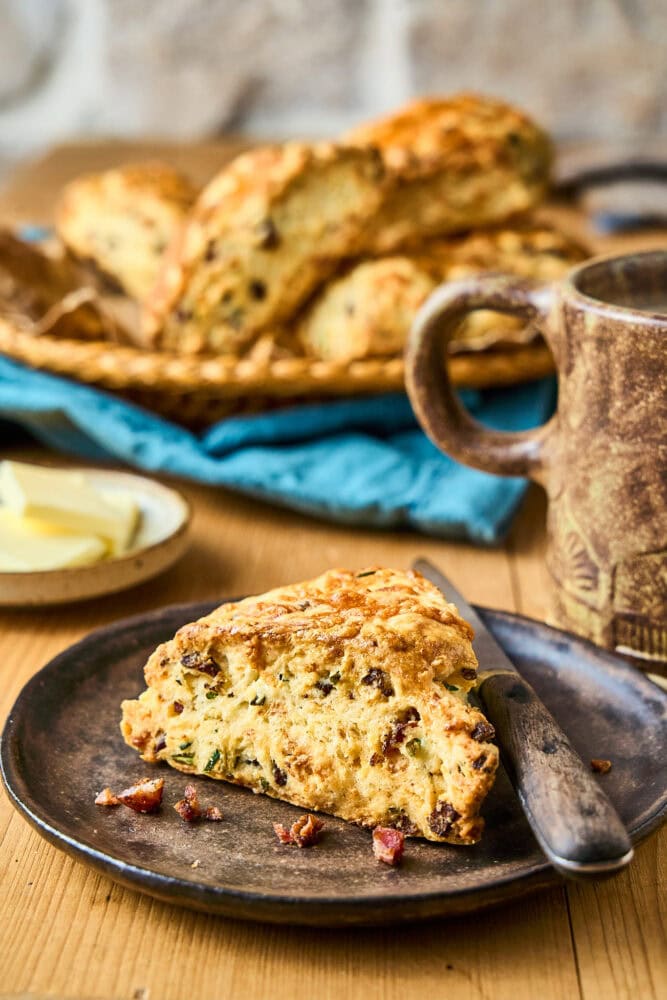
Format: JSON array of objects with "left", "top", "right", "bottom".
[{"left": 414, "top": 557, "right": 634, "bottom": 879}]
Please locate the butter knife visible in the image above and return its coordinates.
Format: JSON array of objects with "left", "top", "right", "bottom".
[{"left": 414, "top": 557, "right": 634, "bottom": 879}]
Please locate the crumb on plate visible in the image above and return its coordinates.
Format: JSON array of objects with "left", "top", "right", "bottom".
[
  {"left": 372, "top": 826, "right": 405, "bottom": 866},
  {"left": 174, "top": 783, "right": 223, "bottom": 822},
  {"left": 273, "top": 814, "right": 324, "bottom": 847}
]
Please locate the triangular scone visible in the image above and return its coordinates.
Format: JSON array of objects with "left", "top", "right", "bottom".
[
  {"left": 344, "top": 94, "right": 552, "bottom": 254},
  {"left": 121, "top": 568, "right": 498, "bottom": 844},
  {"left": 55, "top": 163, "right": 197, "bottom": 300},
  {"left": 140, "top": 142, "right": 387, "bottom": 354}
]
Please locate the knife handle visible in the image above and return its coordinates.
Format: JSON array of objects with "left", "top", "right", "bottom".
[{"left": 478, "top": 672, "right": 633, "bottom": 878}]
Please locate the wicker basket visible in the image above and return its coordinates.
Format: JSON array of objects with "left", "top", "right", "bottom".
[{"left": 0, "top": 318, "right": 555, "bottom": 427}]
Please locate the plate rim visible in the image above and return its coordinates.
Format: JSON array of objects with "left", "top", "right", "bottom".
[{"left": 2, "top": 600, "right": 666, "bottom": 925}]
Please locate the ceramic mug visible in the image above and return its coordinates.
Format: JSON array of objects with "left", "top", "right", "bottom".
[{"left": 406, "top": 249, "right": 667, "bottom": 666}]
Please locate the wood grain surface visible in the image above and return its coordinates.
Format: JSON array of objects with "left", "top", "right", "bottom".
[{"left": 0, "top": 142, "right": 665, "bottom": 1000}]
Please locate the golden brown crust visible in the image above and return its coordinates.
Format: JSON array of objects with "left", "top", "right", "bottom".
[
  {"left": 140, "top": 142, "right": 387, "bottom": 354},
  {"left": 300, "top": 223, "right": 588, "bottom": 362},
  {"left": 345, "top": 93, "right": 553, "bottom": 252},
  {"left": 55, "top": 163, "right": 197, "bottom": 301},
  {"left": 415, "top": 223, "right": 588, "bottom": 282},
  {"left": 121, "top": 567, "right": 498, "bottom": 845}
]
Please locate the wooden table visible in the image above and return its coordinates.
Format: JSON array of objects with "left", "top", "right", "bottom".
[{"left": 0, "top": 144, "right": 665, "bottom": 1000}]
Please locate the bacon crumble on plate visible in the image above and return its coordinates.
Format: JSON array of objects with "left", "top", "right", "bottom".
[
  {"left": 116, "top": 776, "right": 165, "bottom": 813},
  {"left": 273, "top": 814, "right": 324, "bottom": 847},
  {"left": 174, "top": 783, "right": 223, "bottom": 822},
  {"left": 95, "top": 776, "right": 164, "bottom": 813},
  {"left": 372, "top": 826, "right": 405, "bottom": 866},
  {"left": 94, "top": 787, "right": 121, "bottom": 807}
]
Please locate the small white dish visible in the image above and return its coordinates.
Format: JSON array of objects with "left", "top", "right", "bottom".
[{"left": 0, "top": 468, "right": 191, "bottom": 606}]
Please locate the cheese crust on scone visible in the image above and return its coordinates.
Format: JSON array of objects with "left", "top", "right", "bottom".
[
  {"left": 140, "top": 142, "right": 387, "bottom": 354},
  {"left": 55, "top": 163, "right": 197, "bottom": 301},
  {"left": 345, "top": 94, "right": 553, "bottom": 253},
  {"left": 121, "top": 567, "right": 498, "bottom": 845},
  {"left": 299, "top": 224, "right": 588, "bottom": 362}
]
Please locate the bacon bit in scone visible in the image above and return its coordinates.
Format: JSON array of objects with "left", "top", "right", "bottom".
[
  {"left": 381, "top": 706, "right": 421, "bottom": 753},
  {"left": 272, "top": 763, "right": 288, "bottom": 787},
  {"left": 372, "top": 826, "right": 405, "bottom": 866},
  {"left": 471, "top": 720, "right": 495, "bottom": 742},
  {"left": 172, "top": 701, "right": 184, "bottom": 714},
  {"left": 174, "top": 784, "right": 223, "bottom": 822},
  {"left": 428, "top": 800, "right": 460, "bottom": 837},
  {"left": 131, "top": 731, "right": 151, "bottom": 750},
  {"left": 393, "top": 813, "right": 419, "bottom": 836},
  {"left": 273, "top": 814, "right": 324, "bottom": 847},
  {"left": 591, "top": 758, "right": 612, "bottom": 774},
  {"left": 95, "top": 787, "right": 120, "bottom": 807},
  {"left": 361, "top": 668, "right": 395, "bottom": 698},
  {"left": 249, "top": 279, "right": 267, "bottom": 301},
  {"left": 116, "top": 776, "right": 164, "bottom": 813},
  {"left": 180, "top": 652, "right": 221, "bottom": 677},
  {"left": 255, "top": 217, "right": 280, "bottom": 249}
]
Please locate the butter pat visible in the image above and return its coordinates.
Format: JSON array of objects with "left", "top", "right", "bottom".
[
  {"left": 0, "top": 509, "right": 106, "bottom": 571},
  {"left": 0, "top": 461, "right": 139, "bottom": 555},
  {"left": 97, "top": 489, "right": 141, "bottom": 555}
]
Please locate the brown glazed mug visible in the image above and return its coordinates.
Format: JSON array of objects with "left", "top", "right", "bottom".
[{"left": 406, "top": 249, "right": 667, "bottom": 668}]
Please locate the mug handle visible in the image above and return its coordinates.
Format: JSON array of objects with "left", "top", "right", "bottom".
[{"left": 406, "top": 274, "right": 556, "bottom": 484}]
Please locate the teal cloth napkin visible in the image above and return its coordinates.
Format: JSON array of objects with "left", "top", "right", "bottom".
[{"left": 0, "top": 356, "right": 554, "bottom": 543}]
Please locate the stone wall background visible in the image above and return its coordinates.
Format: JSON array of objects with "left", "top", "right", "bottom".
[{"left": 0, "top": 0, "right": 665, "bottom": 170}]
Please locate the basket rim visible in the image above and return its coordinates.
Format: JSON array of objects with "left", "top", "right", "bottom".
[{"left": 0, "top": 317, "right": 555, "bottom": 402}]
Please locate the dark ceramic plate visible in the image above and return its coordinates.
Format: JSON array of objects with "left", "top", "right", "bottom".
[{"left": 2, "top": 601, "right": 666, "bottom": 926}]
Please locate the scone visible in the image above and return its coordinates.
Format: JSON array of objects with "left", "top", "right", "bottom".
[
  {"left": 141, "top": 142, "right": 387, "bottom": 355},
  {"left": 121, "top": 567, "right": 498, "bottom": 845},
  {"left": 300, "top": 223, "right": 588, "bottom": 362},
  {"left": 299, "top": 256, "right": 436, "bottom": 362},
  {"left": 55, "top": 163, "right": 197, "bottom": 300},
  {"left": 345, "top": 94, "right": 553, "bottom": 253}
]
